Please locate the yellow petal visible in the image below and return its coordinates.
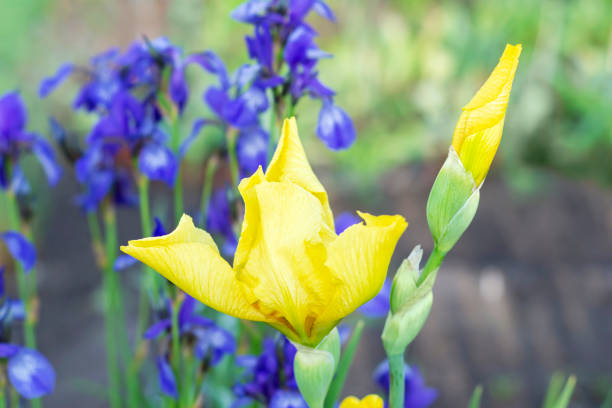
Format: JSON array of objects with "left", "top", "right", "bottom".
[
  {"left": 233, "top": 180, "right": 338, "bottom": 343},
  {"left": 339, "top": 396, "right": 362, "bottom": 408},
  {"left": 312, "top": 212, "right": 407, "bottom": 340},
  {"left": 120, "top": 214, "right": 264, "bottom": 321},
  {"left": 265, "top": 117, "right": 334, "bottom": 229},
  {"left": 340, "top": 395, "right": 384, "bottom": 408},
  {"left": 452, "top": 43, "right": 522, "bottom": 185}
]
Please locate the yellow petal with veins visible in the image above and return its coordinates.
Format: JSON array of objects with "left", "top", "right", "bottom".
[
  {"left": 121, "top": 215, "right": 265, "bottom": 321},
  {"left": 312, "top": 211, "right": 407, "bottom": 341},
  {"left": 452, "top": 43, "right": 522, "bottom": 186}
]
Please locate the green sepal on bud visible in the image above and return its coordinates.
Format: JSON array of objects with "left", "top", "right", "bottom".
[
  {"left": 293, "top": 328, "right": 341, "bottom": 408},
  {"left": 382, "top": 246, "right": 438, "bottom": 356},
  {"left": 426, "top": 147, "right": 480, "bottom": 254}
]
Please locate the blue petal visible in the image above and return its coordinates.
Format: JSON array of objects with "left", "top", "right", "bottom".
[
  {"left": 204, "top": 87, "right": 229, "bottom": 118},
  {"left": 230, "top": 0, "right": 272, "bottom": 24},
  {"left": 8, "top": 348, "right": 56, "bottom": 399},
  {"left": 156, "top": 356, "right": 178, "bottom": 399},
  {"left": 232, "top": 64, "right": 260, "bottom": 90},
  {"left": 313, "top": 1, "right": 336, "bottom": 21},
  {"left": 9, "top": 299, "right": 26, "bottom": 320},
  {"left": 186, "top": 51, "right": 229, "bottom": 89},
  {"left": 169, "top": 67, "right": 188, "bottom": 112},
  {"left": 153, "top": 218, "right": 167, "bottom": 236},
  {"left": 31, "top": 138, "right": 62, "bottom": 187},
  {"left": 179, "top": 119, "right": 210, "bottom": 159},
  {"left": 1, "top": 232, "right": 36, "bottom": 272},
  {"left": 0, "top": 91, "right": 27, "bottom": 135},
  {"left": 0, "top": 156, "right": 6, "bottom": 189},
  {"left": 143, "top": 320, "right": 171, "bottom": 340},
  {"left": 178, "top": 295, "right": 196, "bottom": 328},
  {"left": 358, "top": 279, "right": 391, "bottom": 318},
  {"left": 9, "top": 165, "right": 32, "bottom": 196},
  {"left": 194, "top": 325, "right": 236, "bottom": 365},
  {"left": 113, "top": 254, "right": 139, "bottom": 271},
  {"left": 316, "top": 101, "right": 356, "bottom": 150},
  {"left": 236, "top": 127, "right": 269, "bottom": 178},
  {"left": 334, "top": 212, "right": 360, "bottom": 234},
  {"left": 38, "top": 63, "right": 73, "bottom": 98},
  {"left": 0, "top": 343, "right": 20, "bottom": 358},
  {"left": 138, "top": 143, "right": 177, "bottom": 186},
  {"left": 269, "top": 390, "right": 308, "bottom": 408}
]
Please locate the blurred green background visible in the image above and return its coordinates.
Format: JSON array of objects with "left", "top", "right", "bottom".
[{"left": 1, "top": 0, "right": 611, "bottom": 407}]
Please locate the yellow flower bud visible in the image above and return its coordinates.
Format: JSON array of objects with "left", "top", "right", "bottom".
[
  {"left": 339, "top": 394, "right": 384, "bottom": 408},
  {"left": 451, "top": 44, "right": 522, "bottom": 186}
]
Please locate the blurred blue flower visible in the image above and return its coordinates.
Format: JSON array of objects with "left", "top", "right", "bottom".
[
  {"left": 236, "top": 127, "right": 269, "bottom": 178},
  {"left": 316, "top": 100, "right": 356, "bottom": 150},
  {"left": 359, "top": 279, "right": 391, "bottom": 318},
  {"left": 269, "top": 390, "right": 308, "bottom": 408},
  {"left": 334, "top": 212, "right": 360, "bottom": 234},
  {"left": 0, "top": 231, "right": 36, "bottom": 272},
  {"left": 0, "top": 91, "right": 62, "bottom": 190},
  {"left": 374, "top": 360, "right": 438, "bottom": 408},
  {"left": 233, "top": 336, "right": 298, "bottom": 406},
  {"left": 145, "top": 294, "right": 236, "bottom": 366},
  {"left": 5, "top": 346, "right": 55, "bottom": 399},
  {"left": 156, "top": 355, "right": 178, "bottom": 399},
  {"left": 230, "top": 0, "right": 355, "bottom": 151},
  {"left": 206, "top": 187, "right": 238, "bottom": 257}
]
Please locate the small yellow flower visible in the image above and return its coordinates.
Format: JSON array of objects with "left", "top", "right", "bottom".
[
  {"left": 121, "top": 117, "right": 407, "bottom": 347},
  {"left": 339, "top": 394, "right": 384, "bottom": 408},
  {"left": 451, "top": 43, "right": 522, "bottom": 186}
]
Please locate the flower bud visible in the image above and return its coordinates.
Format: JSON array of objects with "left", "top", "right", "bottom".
[
  {"left": 316, "top": 327, "right": 340, "bottom": 371},
  {"left": 426, "top": 148, "right": 480, "bottom": 254},
  {"left": 382, "top": 247, "right": 437, "bottom": 356},
  {"left": 293, "top": 346, "right": 336, "bottom": 408}
]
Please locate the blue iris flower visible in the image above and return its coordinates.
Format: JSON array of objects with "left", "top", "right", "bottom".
[{"left": 0, "top": 92, "right": 62, "bottom": 191}]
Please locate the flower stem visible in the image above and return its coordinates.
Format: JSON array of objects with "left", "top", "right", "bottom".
[
  {"left": 387, "top": 353, "right": 405, "bottom": 408},
  {"left": 5, "top": 190, "right": 37, "bottom": 350},
  {"left": 266, "top": 90, "right": 277, "bottom": 162},
  {"left": 94, "top": 206, "right": 122, "bottom": 408},
  {"left": 226, "top": 127, "right": 240, "bottom": 190},
  {"left": 170, "top": 114, "right": 183, "bottom": 223},
  {"left": 416, "top": 246, "right": 446, "bottom": 287},
  {"left": 324, "top": 320, "right": 365, "bottom": 408},
  {"left": 199, "top": 156, "right": 218, "bottom": 227},
  {"left": 171, "top": 295, "right": 183, "bottom": 405}
]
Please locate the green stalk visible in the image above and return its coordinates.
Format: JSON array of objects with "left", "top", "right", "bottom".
[
  {"left": 226, "top": 127, "right": 240, "bottom": 190},
  {"left": 104, "top": 204, "right": 141, "bottom": 408},
  {"left": 94, "top": 206, "right": 122, "bottom": 408},
  {"left": 266, "top": 91, "right": 277, "bottom": 162},
  {"left": 387, "top": 353, "right": 405, "bottom": 408},
  {"left": 199, "top": 156, "right": 218, "bottom": 227},
  {"left": 0, "top": 379, "right": 5, "bottom": 408},
  {"left": 324, "top": 320, "right": 365, "bottom": 408},
  {"left": 9, "top": 389, "right": 18, "bottom": 408},
  {"left": 417, "top": 246, "right": 445, "bottom": 286},
  {"left": 171, "top": 296, "right": 182, "bottom": 406},
  {"left": 170, "top": 114, "right": 183, "bottom": 223},
  {"left": 5, "top": 190, "right": 36, "bottom": 350}
]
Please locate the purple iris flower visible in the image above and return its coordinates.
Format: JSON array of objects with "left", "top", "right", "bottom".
[
  {"left": 0, "top": 92, "right": 62, "bottom": 190},
  {"left": 145, "top": 295, "right": 236, "bottom": 366},
  {"left": 233, "top": 336, "right": 298, "bottom": 406},
  {"left": 334, "top": 211, "right": 360, "bottom": 234},
  {"left": 236, "top": 127, "right": 269, "bottom": 178},
  {"left": 0, "top": 231, "right": 36, "bottom": 272},
  {"left": 316, "top": 100, "right": 356, "bottom": 150},
  {"left": 206, "top": 188, "right": 238, "bottom": 257},
  {"left": 374, "top": 360, "right": 438, "bottom": 408},
  {"left": 0, "top": 346, "right": 56, "bottom": 399}
]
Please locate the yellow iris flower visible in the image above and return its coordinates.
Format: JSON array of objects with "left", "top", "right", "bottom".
[
  {"left": 451, "top": 43, "right": 522, "bottom": 186},
  {"left": 121, "top": 118, "right": 407, "bottom": 347},
  {"left": 339, "top": 395, "right": 384, "bottom": 408}
]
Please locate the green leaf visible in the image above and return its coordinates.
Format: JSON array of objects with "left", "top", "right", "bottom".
[
  {"left": 468, "top": 385, "right": 483, "bottom": 408},
  {"left": 324, "top": 320, "right": 365, "bottom": 408}
]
